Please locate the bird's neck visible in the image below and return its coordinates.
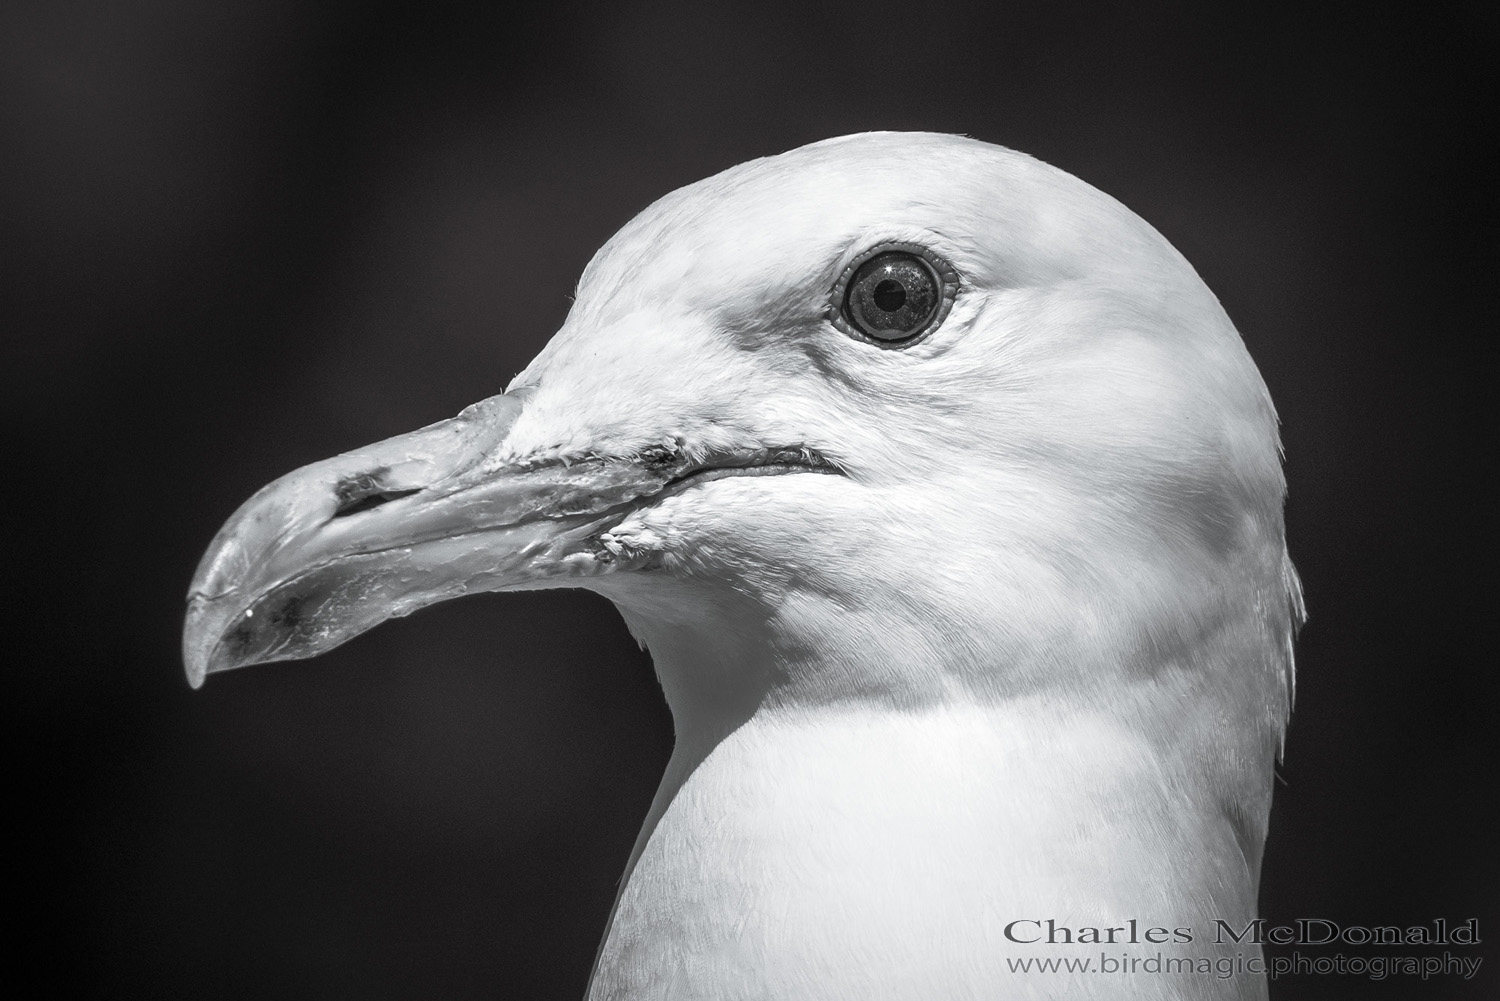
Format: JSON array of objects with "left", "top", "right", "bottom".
[
  {"left": 595, "top": 575, "right": 1283, "bottom": 998},
  {"left": 594, "top": 691, "right": 1269, "bottom": 1000},
  {"left": 611, "top": 575, "right": 1282, "bottom": 876}
]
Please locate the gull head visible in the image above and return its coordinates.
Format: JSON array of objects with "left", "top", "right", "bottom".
[{"left": 185, "top": 132, "right": 1299, "bottom": 750}]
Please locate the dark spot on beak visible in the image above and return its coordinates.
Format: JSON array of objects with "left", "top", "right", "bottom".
[
  {"left": 271, "top": 595, "right": 305, "bottom": 630},
  {"left": 333, "top": 471, "right": 421, "bottom": 518},
  {"left": 226, "top": 623, "right": 254, "bottom": 651}
]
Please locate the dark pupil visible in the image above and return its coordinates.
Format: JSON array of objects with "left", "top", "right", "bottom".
[
  {"left": 872, "top": 279, "right": 906, "bottom": 311},
  {"left": 843, "top": 251, "right": 941, "bottom": 342}
]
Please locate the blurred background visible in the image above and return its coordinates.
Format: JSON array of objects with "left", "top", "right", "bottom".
[{"left": 4, "top": 1, "right": 1492, "bottom": 998}]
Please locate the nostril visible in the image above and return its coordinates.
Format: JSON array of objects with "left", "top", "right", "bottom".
[
  {"left": 333, "top": 489, "right": 420, "bottom": 517},
  {"left": 333, "top": 473, "right": 422, "bottom": 518}
]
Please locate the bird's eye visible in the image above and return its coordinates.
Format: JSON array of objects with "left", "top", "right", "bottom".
[{"left": 830, "top": 244, "right": 958, "bottom": 347}]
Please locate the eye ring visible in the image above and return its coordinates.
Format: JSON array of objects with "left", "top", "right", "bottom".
[{"left": 828, "top": 243, "right": 960, "bottom": 347}]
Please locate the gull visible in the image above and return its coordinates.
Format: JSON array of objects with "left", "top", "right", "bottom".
[{"left": 184, "top": 132, "right": 1303, "bottom": 1000}]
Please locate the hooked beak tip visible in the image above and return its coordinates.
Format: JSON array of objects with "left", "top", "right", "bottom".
[{"left": 182, "top": 597, "right": 216, "bottom": 689}]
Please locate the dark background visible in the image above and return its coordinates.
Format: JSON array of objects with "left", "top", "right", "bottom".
[{"left": 5, "top": 1, "right": 1492, "bottom": 998}]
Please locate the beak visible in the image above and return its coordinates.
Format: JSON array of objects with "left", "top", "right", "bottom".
[{"left": 182, "top": 391, "right": 680, "bottom": 688}]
